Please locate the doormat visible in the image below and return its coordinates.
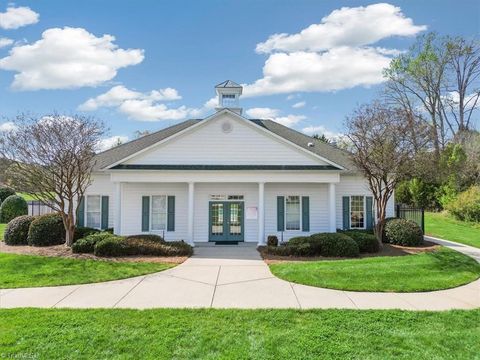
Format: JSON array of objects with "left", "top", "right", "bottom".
[{"left": 214, "top": 241, "right": 239, "bottom": 245}]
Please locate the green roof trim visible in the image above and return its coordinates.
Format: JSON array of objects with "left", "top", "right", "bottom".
[{"left": 111, "top": 164, "right": 340, "bottom": 171}]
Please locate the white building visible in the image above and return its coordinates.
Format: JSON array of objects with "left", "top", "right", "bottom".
[{"left": 78, "top": 80, "right": 394, "bottom": 246}]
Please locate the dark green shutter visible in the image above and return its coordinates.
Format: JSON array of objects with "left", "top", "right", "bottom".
[
  {"left": 277, "top": 196, "right": 284, "bottom": 231},
  {"left": 366, "top": 196, "right": 373, "bottom": 230},
  {"left": 76, "top": 196, "right": 85, "bottom": 227},
  {"left": 142, "top": 196, "right": 150, "bottom": 232},
  {"left": 167, "top": 196, "right": 175, "bottom": 231},
  {"left": 302, "top": 196, "right": 310, "bottom": 232},
  {"left": 342, "top": 196, "right": 350, "bottom": 230},
  {"left": 101, "top": 196, "right": 109, "bottom": 230}
]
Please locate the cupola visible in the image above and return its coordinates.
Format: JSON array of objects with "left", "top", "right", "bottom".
[{"left": 215, "top": 80, "right": 243, "bottom": 115}]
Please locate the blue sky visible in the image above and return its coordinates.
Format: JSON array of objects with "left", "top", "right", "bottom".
[{"left": 0, "top": 1, "right": 478, "bottom": 149}]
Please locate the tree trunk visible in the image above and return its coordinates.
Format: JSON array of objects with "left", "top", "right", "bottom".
[{"left": 64, "top": 207, "right": 76, "bottom": 247}]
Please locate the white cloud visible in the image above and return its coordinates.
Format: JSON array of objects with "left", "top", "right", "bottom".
[
  {"left": 292, "top": 101, "right": 306, "bottom": 108},
  {"left": 245, "top": 107, "right": 305, "bottom": 127},
  {"left": 0, "top": 37, "right": 13, "bottom": 48},
  {"left": 245, "top": 107, "right": 280, "bottom": 119},
  {"left": 0, "top": 122, "right": 17, "bottom": 131},
  {"left": 79, "top": 85, "right": 207, "bottom": 121},
  {"left": 78, "top": 85, "right": 181, "bottom": 111},
  {"left": 0, "top": 27, "right": 144, "bottom": 90},
  {"left": 243, "top": 47, "right": 391, "bottom": 97},
  {"left": 245, "top": 4, "right": 426, "bottom": 97},
  {"left": 302, "top": 125, "right": 343, "bottom": 140},
  {"left": 0, "top": 6, "right": 39, "bottom": 30},
  {"left": 256, "top": 3, "right": 426, "bottom": 53},
  {"left": 96, "top": 135, "right": 128, "bottom": 152}
]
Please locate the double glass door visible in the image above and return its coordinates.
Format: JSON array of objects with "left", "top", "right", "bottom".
[{"left": 209, "top": 202, "right": 244, "bottom": 242}]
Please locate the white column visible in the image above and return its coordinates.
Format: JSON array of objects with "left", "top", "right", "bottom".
[
  {"left": 328, "top": 183, "right": 336, "bottom": 232},
  {"left": 187, "top": 182, "right": 195, "bottom": 246},
  {"left": 258, "top": 182, "right": 265, "bottom": 246},
  {"left": 114, "top": 182, "right": 122, "bottom": 235}
]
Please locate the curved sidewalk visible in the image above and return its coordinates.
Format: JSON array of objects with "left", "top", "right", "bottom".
[{"left": 0, "top": 237, "right": 479, "bottom": 310}]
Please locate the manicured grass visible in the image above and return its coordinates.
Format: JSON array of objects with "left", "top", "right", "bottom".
[
  {"left": 426, "top": 211, "right": 480, "bottom": 249},
  {"left": 0, "top": 308, "right": 479, "bottom": 359},
  {"left": 0, "top": 223, "right": 6, "bottom": 241},
  {"left": 18, "top": 192, "right": 37, "bottom": 201},
  {"left": 0, "top": 253, "right": 173, "bottom": 288},
  {"left": 270, "top": 247, "right": 480, "bottom": 292}
]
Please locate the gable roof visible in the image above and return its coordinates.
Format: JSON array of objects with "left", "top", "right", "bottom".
[{"left": 93, "top": 116, "right": 356, "bottom": 172}]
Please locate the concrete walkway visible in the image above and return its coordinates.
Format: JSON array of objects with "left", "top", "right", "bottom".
[{"left": 0, "top": 237, "right": 479, "bottom": 310}]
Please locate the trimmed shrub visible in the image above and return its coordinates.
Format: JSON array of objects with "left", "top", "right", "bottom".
[
  {"left": 0, "top": 186, "right": 15, "bottom": 204},
  {"left": 4, "top": 215, "right": 35, "bottom": 245},
  {"left": 446, "top": 186, "right": 480, "bottom": 223},
  {"left": 126, "top": 234, "right": 165, "bottom": 243},
  {"left": 0, "top": 195, "right": 28, "bottom": 223},
  {"left": 264, "top": 244, "right": 294, "bottom": 257},
  {"left": 27, "top": 213, "right": 65, "bottom": 246},
  {"left": 93, "top": 237, "right": 193, "bottom": 257},
  {"left": 72, "top": 232, "right": 115, "bottom": 253},
  {"left": 93, "top": 236, "right": 128, "bottom": 257},
  {"left": 265, "top": 233, "right": 359, "bottom": 258},
  {"left": 340, "top": 231, "right": 380, "bottom": 253},
  {"left": 384, "top": 218, "right": 423, "bottom": 246},
  {"left": 380, "top": 217, "right": 396, "bottom": 243},
  {"left": 267, "top": 235, "right": 278, "bottom": 247},
  {"left": 310, "top": 233, "right": 359, "bottom": 257},
  {"left": 73, "top": 227, "right": 101, "bottom": 242}
]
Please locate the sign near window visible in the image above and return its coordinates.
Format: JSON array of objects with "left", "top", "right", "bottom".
[{"left": 246, "top": 206, "right": 258, "bottom": 220}]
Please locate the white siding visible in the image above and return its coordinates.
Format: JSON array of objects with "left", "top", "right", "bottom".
[
  {"left": 265, "top": 183, "right": 329, "bottom": 242},
  {"left": 124, "top": 113, "right": 326, "bottom": 166},
  {"left": 120, "top": 182, "right": 188, "bottom": 240},
  {"left": 335, "top": 175, "right": 395, "bottom": 229},
  {"left": 83, "top": 174, "right": 115, "bottom": 228}
]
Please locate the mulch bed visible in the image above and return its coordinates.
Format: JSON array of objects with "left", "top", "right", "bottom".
[
  {"left": 261, "top": 240, "right": 440, "bottom": 264},
  {"left": 0, "top": 242, "right": 187, "bottom": 264}
]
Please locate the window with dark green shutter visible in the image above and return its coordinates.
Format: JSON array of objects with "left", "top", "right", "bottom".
[
  {"left": 76, "top": 196, "right": 85, "bottom": 227},
  {"left": 141, "top": 196, "right": 150, "bottom": 232},
  {"left": 101, "top": 196, "right": 109, "bottom": 230},
  {"left": 342, "top": 196, "right": 350, "bottom": 230},
  {"left": 167, "top": 196, "right": 175, "bottom": 231},
  {"left": 301, "top": 196, "right": 310, "bottom": 232},
  {"left": 277, "top": 196, "right": 284, "bottom": 231},
  {"left": 366, "top": 196, "right": 373, "bottom": 230}
]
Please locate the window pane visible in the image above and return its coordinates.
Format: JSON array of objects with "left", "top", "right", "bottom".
[
  {"left": 350, "top": 196, "right": 365, "bottom": 229},
  {"left": 285, "top": 196, "right": 300, "bottom": 231},
  {"left": 151, "top": 196, "right": 166, "bottom": 231},
  {"left": 86, "top": 195, "right": 101, "bottom": 228}
]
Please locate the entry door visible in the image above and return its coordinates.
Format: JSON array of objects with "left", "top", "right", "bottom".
[{"left": 209, "top": 202, "right": 244, "bottom": 242}]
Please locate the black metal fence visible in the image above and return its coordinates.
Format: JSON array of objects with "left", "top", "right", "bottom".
[{"left": 395, "top": 204, "right": 425, "bottom": 234}]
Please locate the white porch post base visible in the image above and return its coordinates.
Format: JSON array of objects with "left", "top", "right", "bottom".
[
  {"left": 257, "top": 182, "right": 265, "bottom": 246},
  {"left": 114, "top": 182, "right": 122, "bottom": 235},
  {"left": 187, "top": 182, "right": 195, "bottom": 246},
  {"left": 328, "top": 183, "right": 336, "bottom": 232}
]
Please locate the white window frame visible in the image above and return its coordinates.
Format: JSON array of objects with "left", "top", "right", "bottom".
[
  {"left": 284, "top": 195, "right": 302, "bottom": 232},
  {"left": 85, "top": 194, "right": 102, "bottom": 230},
  {"left": 350, "top": 195, "right": 366, "bottom": 230},
  {"left": 150, "top": 195, "right": 168, "bottom": 232}
]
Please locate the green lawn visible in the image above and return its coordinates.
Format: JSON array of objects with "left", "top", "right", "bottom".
[
  {"left": 18, "top": 192, "right": 37, "bottom": 201},
  {"left": 270, "top": 247, "right": 480, "bottom": 292},
  {"left": 426, "top": 211, "right": 480, "bottom": 248},
  {"left": 0, "top": 253, "right": 173, "bottom": 288},
  {"left": 0, "top": 309, "right": 478, "bottom": 359}
]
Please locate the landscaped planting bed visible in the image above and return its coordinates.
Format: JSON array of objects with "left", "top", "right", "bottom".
[{"left": 0, "top": 308, "right": 478, "bottom": 359}]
